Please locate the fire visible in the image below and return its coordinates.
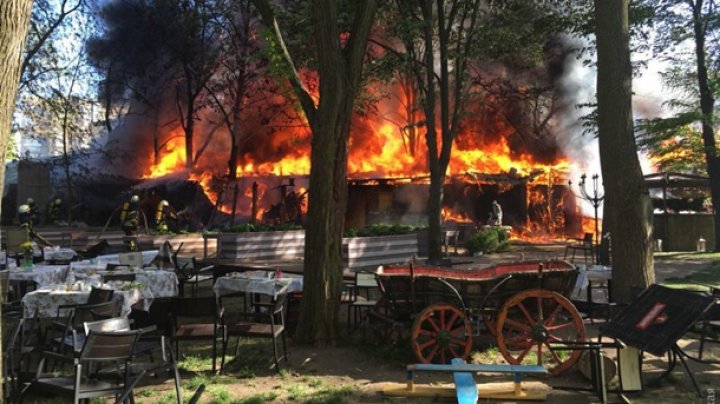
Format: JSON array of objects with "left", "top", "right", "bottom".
[
  {"left": 442, "top": 207, "right": 474, "bottom": 223},
  {"left": 143, "top": 135, "right": 186, "bottom": 178},
  {"left": 139, "top": 80, "right": 585, "bottom": 239}
]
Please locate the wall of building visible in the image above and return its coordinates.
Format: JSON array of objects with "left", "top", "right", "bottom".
[{"left": 653, "top": 213, "right": 715, "bottom": 251}]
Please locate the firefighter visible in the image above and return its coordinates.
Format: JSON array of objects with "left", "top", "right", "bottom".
[
  {"left": 18, "top": 204, "right": 33, "bottom": 229},
  {"left": 120, "top": 195, "right": 141, "bottom": 251},
  {"left": 18, "top": 204, "right": 52, "bottom": 247},
  {"left": 47, "top": 198, "right": 65, "bottom": 225},
  {"left": 26, "top": 197, "right": 40, "bottom": 225},
  {"left": 154, "top": 200, "right": 177, "bottom": 233}
]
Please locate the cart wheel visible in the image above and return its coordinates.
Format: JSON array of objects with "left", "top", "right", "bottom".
[
  {"left": 411, "top": 303, "right": 473, "bottom": 364},
  {"left": 496, "top": 289, "right": 585, "bottom": 376},
  {"left": 482, "top": 314, "right": 497, "bottom": 337}
]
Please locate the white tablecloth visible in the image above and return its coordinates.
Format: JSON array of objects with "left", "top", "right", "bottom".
[
  {"left": 213, "top": 270, "right": 303, "bottom": 299},
  {"left": 69, "top": 267, "right": 178, "bottom": 298},
  {"left": 22, "top": 286, "right": 151, "bottom": 318},
  {"left": 7, "top": 265, "right": 69, "bottom": 288},
  {"left": 77, "top": 250, "right": 159, "bottom": 266}
]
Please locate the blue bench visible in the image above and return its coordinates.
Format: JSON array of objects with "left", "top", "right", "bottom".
[{"left": 384, "top": 359, "right": 547, "bottom": 403}]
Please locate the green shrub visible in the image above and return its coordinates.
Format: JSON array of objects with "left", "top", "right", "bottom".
[
  {"left": 344, "top": 224, "right": 426, "bottom": 237},
  {"left": 227, "top": 223, "right": 302, "bottom": 233},
  {"left": 465, "top": 228, "right": 510, "bottom": 254}
]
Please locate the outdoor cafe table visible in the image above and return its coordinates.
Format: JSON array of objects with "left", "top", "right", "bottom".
[
  {"left": 68, "top": 265, "right": 179, "bottom": 297},
  {"left": 213, "top": 270, "right": 303, "bottom": 299},
  {"left": 21, "top": 284, "right": 153, "bottom": 318},
  {"left": 7, "top": 265, "right": 69, "bottom": 288}
]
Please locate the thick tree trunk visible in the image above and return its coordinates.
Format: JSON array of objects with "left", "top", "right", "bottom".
[
  {"left": 595, "top": 0, "right": 654, "bottom": 303},
  {"left": 691, "top": 1, "right": 720, "bottom": 251},
  {"left": 294, "top": 0, "right": 377, "bottom": 344},
  {"left": 1, "top": 0, "right": 35, "bottom": 398}
]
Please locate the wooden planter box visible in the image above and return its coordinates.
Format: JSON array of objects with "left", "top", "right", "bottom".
[
  {"left": 213, "top": 230, "right": 306, "bottom": 260},
  {"left": 138, "top": 233, "right": 216, "bottom": 257},
  {"left": 342, "top": 233, "right": 418, "bottom": 269}
]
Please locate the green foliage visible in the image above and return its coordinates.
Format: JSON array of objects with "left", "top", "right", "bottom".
[
  {"left": 227, "top": 223, "right": 303, "bottom": 233},
  {"left": 344, "top": 224, "right": 425, "bottom": 238},
  {"left": 465, "top": 228, "right": 510, "bottom": 255},
  {"left": 636, "top": 120, "right": 709, "bottom": 174}
]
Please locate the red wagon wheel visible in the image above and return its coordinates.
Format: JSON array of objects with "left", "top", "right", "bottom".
[
  {"left": 411, "top": 303, "right": 473, "bottom": 364},
  {"left": 496, "top": 289, "right": 585, "bottom": 376}
]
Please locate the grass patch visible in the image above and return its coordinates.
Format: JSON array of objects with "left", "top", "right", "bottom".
[
  {"left": 207, "top": 385, "right": 231, "bottom": 403},
  {"left": 235, "top": 391, "right": 281, "bottom": 404},
  {"left": 471, "top": 347, "right": 502, "bottom": 364},
  {"left": 662, "top": 262, "right": 720, "bottom": 291},
  {"left": 286, "top": 383, "right": 312, "bottom": 400},
  {"left": 304, "top": 385, "right": 357, "bottom": 404},
  {"left": 655, "top": 252, "right": 720, "bottom": 261},
  {"left": 136, "top": 389, "right": 156, "bottom": 398}
]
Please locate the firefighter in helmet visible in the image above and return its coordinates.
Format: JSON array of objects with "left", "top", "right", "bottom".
[
  {"left": 154, "top": 200, "right": 177, "bottom": 233},
  {"left": 18, "top": 204, "right": 33, "bottom": 229},
  {"left": 18, "top": 204, "right": 52, "bottom": 247},
  {"left": 120, "top": 195, "right": 141, "bottom": 251},
  {"left": 47, "top": 198, "right": 65, "bottom": 225},
  {"left": 26, "top": 197, "right": 40, "bottom": 225}
]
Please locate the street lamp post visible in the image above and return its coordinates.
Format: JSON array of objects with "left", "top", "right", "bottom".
[{"left": 568, "top": 174, "right": 605, "bottom": 263}]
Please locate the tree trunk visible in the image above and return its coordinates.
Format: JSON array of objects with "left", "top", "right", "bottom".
[
  {"left": 690, "top": 0, "right": 720, "bottom": 251},
  {"left": 183, "top": 66, "right": 194, "bottom": 170},
  {"left": 594, "top": 0, "right": 654, "bottom": 303},
  {"left": 0, "top": 0, "right": 35, "bottom": 398}
]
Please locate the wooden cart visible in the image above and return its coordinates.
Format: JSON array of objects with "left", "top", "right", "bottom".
[{"left": 371, "top": 260, "right": 584, "bottom": 375}]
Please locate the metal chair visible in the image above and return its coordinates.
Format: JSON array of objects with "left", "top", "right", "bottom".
[
  {"left": 347, "top": 271, "right": 379, "bottom": 330},
  {"left": 222, "top": 292, "right": 288, "bottom": 371},
  {"left": 28, "top": 330, "right": 142, "bottom": 404},
  {"left": 564, "top": 233, "right": 595, "bottom": 264},
  {"left": 170, "top": 297, "right": 226, "bottom": 372},
  {"left": 174, "top": 256, "right": 214, "bottom": 297}
]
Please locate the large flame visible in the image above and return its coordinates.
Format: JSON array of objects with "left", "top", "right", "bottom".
[{"left": 141, "top": 81, "right": 587, "bottom": 240}]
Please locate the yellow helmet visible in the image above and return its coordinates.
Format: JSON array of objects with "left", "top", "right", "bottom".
[
  {"left": 130, "top": 195, "right": 139, "bottom": 203},
  {"left": 161, "top": 200, "right": 170, "bottom": 207}
]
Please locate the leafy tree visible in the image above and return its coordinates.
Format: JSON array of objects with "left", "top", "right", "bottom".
[
  {"left": 252, "top": 0, "right": 378, "bottom": 343},
  {"left": 635, "top": 0, "right": 720, "bottom": 250},
  {"left": 381, "top": 0, "right": 571, "bottom": 261},
  {"left": 0, "top": 0, "right": 36, "bottom": 398},
  {"left": 89, "top": 0, "right": 224, "bottom": 170},
  {"left": 595, "top": 0, "right": 654, "bottom": 303}
]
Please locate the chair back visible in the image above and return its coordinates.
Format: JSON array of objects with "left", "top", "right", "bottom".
[
  {"left": 89, "top": 300, "right": 118, "bottom": 321},
  {"left": 119, "top": 252, "right": 144, "bottom": 267},
  {"left": 174, "top": 256, "right": 196, "bottom": 279},
  {"left": 84, "top": 317, "right": 131, "bottom": 335},
  {"left": 79, "top": 330, "right": 139, "bottom": 363},
  {"left": 355, "top": 271, "right": 378, "bottom": 289},
  {"left": 154, "top": 241, "right": 179, "bottom": 270},
  {"left": 171, "top": 296, "right": 219, "bottom": 319},
  {"left": 87, "top": 287, "right": 114, "bottom": 304},
  {"left": 582, "top": 233, "right": 594, "bottom": 245},
  {"left": 0, "top": 270, "right": 9, "bottom": 305},
  {"left": 103, "top": 273, "right": 136, "bottom": 283},
  {"left": 105, "top": 263, "right": 130, "bottom": 271}
]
